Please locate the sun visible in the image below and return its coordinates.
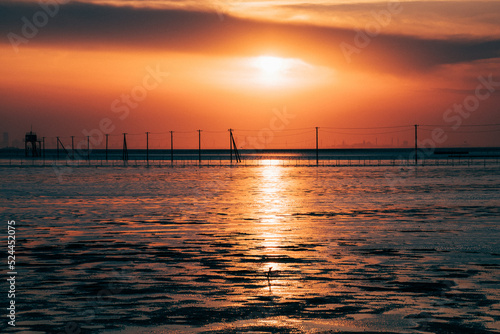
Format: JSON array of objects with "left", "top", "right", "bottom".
[
  {"left": 252, "top": 56, "right": 290, "bottom": 85},
  {"left": 255, "top": 56, "right": 287, "bottom": 74},
  {"left": 232, "top": 55, "right": 327, "bottom": 88}
]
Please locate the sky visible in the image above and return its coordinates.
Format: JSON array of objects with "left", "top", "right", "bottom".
[{"left": 1, "top": 0, "right": 500, "bottom": 149}]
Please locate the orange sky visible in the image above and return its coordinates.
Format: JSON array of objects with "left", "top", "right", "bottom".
[{"left": 1, "top": 0, "right": 500, "bottom": 149}]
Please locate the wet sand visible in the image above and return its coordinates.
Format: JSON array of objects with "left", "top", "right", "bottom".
[{"left": 1, "top": 165, "right": 499, "bottom": 333}]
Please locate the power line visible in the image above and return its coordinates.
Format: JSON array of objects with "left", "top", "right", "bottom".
[
  {"left": 322, "top": 129, "right": 411, "bottom": 135},
  {"left": 420, "top": 123, "right": 500, "bottom": 128},
  {"left": 323, "top": 125, "right": 411, "bottom": 130}
]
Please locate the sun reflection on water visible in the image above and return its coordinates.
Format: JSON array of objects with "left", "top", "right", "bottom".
[
  {"left": 259, "top": 164, "right": 287, "bottom": 215},
  {"left": 252, "top": 165, "right": 296, "bottom": 296}
]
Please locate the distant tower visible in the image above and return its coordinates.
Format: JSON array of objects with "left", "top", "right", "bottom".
[{"left": 25, "top": 130, "right": 40, "bottom": 157}]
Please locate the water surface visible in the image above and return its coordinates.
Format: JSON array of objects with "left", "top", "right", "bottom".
[{"left": 1, "top": 165, "right": 499, "bottom": 333}]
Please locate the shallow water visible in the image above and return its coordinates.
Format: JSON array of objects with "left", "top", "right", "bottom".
[{"left": 1, "top": 165, "right": 500, "bottom": 333}]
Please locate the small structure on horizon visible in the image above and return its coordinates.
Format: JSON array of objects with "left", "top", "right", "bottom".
[{"left": 25, "top": 130, "right": 41, "bottom": 157}]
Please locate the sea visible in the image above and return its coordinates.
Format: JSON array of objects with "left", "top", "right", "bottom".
[{"left": 1, "top": 150, "right": 500, "bottom": 333}]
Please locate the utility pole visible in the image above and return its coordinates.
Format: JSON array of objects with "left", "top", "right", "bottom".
[
  {"left": 229, "top": 129, "right": 241, "bottom": 164},
  {"left": 71, "top": 136, "right": 75, "bottom": 160},
  {"left": 229, "top": 129, "right": 233, "bottom": 165},
  {"left": 198, "top": 130, "right": 202, "bottom": 165},
  {"left": 42, "top": 137, "right": 45, "bottom": 163},
  {"left": 170, "top": 131, "right": 174, "bottom": 165},
  {"left": 123, "top": 133, "right": 128, "bottom": 161},
  {"left": 414, "top": 124, "right": 418, "bottom": 165},
  {"left": 105, "top": 134, "right": 109, "bottom": 162},
  {"left": 315, "top": 127, "right": 319, "bottom": 166},
  {"left": 146, "top": 132, "right": 149, "bottom": 166}
]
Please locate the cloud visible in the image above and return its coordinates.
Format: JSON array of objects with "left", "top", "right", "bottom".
[
  {"left": 1, "top": 1, "right": 499, "bottom": 74},
  {"left": 275, "top": 1, "right": 500, "bottom": 38}
]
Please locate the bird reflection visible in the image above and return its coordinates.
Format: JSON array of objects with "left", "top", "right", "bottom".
[{"left": 267, "top": 266, "right": 273, "bottom": 292}]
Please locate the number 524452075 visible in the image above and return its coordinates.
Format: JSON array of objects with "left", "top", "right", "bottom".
[{"left": 8, "top": 220, "right": 15, "bottom": 269}]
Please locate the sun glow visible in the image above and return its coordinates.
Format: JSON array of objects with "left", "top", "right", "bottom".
[
  {"left": 252, "top": 55, "right": 294, "bottom": 86},
  {"left": 255, "top": 56, "right": 287, "bottom": 74},
  {"left": 200, "top": 55, "right": 334, "bottom": 90}
]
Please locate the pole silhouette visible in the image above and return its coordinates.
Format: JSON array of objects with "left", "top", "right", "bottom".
[
  {"left": 170, "top": 131, "right": 174, "bottom": 164},
  {"left": 198, "top": 130, "right": 202, "bottom": 165},
  {"left": 414, "top": 124, "right": 418, "bottom": 165},
  {"left": 146, "top": 132, "right": 149, "bottom": 166},
  {"left": 229, "top": 129, "right": 233, "bottom": 164},
  {"left": 122, "top": 133, "right": 128, "bottom": 161},
  {"left": 315, "top": 127, "right": 319, "bottom": 166},
  {"left": 229, "top": 130, "right": 241, "bottom": 163}
]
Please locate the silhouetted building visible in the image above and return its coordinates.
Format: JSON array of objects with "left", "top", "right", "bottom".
[{"left": 25, "top": 130, "right": 41, "bottom": 157}]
